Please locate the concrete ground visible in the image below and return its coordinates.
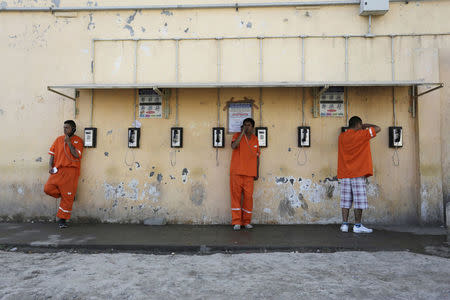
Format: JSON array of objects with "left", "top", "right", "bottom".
[
  {"left": 1, "top": 223, "right": 448, "bottom": 300},
  {"left": 0, "top": 222, "right": 448, "bottom": 256}
]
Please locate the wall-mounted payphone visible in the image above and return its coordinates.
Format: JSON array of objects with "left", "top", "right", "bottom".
[
  {"left": 298, "top": 126, "right": 311, "bottom": 147},
  {"left": 389, "top": 126, "right": 403, "bottom": 148},
  {"left": 84, "top": 127, "right": 97, "bottom": 148},
  {"left": 171, "top": 127, "right": 183, "bottom": 148},
  {"left": 212, "top": 127, "right": 225, "bottom": 148},
  {"left": 128, "top": 128, "right": 140, "bottom": 148},
  {"left": 255, "top": 127, "right": 267, "bottom": 148}
]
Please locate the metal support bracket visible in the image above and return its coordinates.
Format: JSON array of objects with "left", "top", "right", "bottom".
[
  {"left": 415, "top": 83, "right": 444, "bottom": 98},
  {"left": 47, "top": 87, "right": 77, "bottom": 101}
]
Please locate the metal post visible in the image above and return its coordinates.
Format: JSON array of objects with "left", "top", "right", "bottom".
[
  {"left": 134, "top": 40, "right": 138, "bottom": 83},
  {"left": 90, "top": 89, "right": 94, "bottom": 127},
  {"left": 345, "top": 36, "right": 349, "bottom": 81},
  {"left": 92, "top": 40, "right": 95, "bottom": 83},
  {"left": 301, "top": 36, "right": 305, "bottom": 81},
  {"left": 258, "top": 37, "right": 264, "bottom": 82},
  {"left": 391, "top": 35, "right": 395, "bottom": 81},
  {"left": 216, "top": 38, "right": 222, "bottom": 82},
  {"left": 259, "top": 87, "right": 263, "bottom": 126},
  {"left": 175, "top": 39, "right": 180, "bottom": 82}
]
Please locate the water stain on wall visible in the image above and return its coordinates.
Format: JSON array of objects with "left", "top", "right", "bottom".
[
  {"left": 190, "top": 182, "right": 205, "bottom": 206},
  {"left": 279, "top": 198, "right": 296, "bottom": 217}
]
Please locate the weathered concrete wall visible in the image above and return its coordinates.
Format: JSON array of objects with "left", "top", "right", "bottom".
[{"left": 0, "top": 0, "right": 448, "bottom": 224}]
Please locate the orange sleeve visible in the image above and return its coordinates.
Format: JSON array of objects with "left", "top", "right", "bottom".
[
  {"left": 358, "top": 128, "right": 376, "bottom": 142},
  {"left": 48, "top": 139, "right": 57, "bottom": 156}
]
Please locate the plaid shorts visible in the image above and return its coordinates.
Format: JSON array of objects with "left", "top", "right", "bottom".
[{"left": 339, "top": 177, "right": 368, "bottom": 209}]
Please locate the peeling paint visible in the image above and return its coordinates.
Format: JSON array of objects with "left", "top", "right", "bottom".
[
  {"left": 141, "top": 27, "right": 146, "bottom": 32},
  {"left": 135, "top": 162, "right": 140, "bottom": 169},
  {"left": 275, "top": 177, "right": 289, "bottom": 184},
  {"left": 149, "top": 171, "right": 154, "bottom": 177},
  {"left": 246, "top": 22, "right": 252, "bottom": 28},
  {"left": 263, "top": 208, "right": 271, "bottom": 214},
  {"left": 157, "top": 173, "right": 163, "bottom": 183},
  {"left": 182, "top": 168, "right": 189, "bottom": 184},
  {"left": 161, "top": 9, "right": 173, "bottom": 16},
  {"left": 104, "top": 152, "right": 109, "bottom": 157},
  {"left": 184, "top": 28, "right": 189, "bottom": 33},
  {"left": 17, "top": 187, "right": 24, "bottom": 195},
  {"left": 87, "top": 13, "right": 95, "bottom": 30},
  {"left": 51, "top": 0, "right": 60, "bottom": 8},
  {"left": 123, "top": 25, "right": 135, "bottom": 36},
  {"left": 169, "top": 175, "right": 175, "bottom": 180},
  {"left": 146, "top": 183, "right": 160, "bottom": 203},
  {"left": 126, "top": 11, "right": 138, "bottom": 24},
  {"left": 35, "top": 157, "right": 42, "bottom": 162},
  {"left": 107, "top": 130, "right": 113, "bottom": 135}
]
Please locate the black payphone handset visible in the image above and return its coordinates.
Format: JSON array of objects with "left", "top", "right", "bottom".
[
  {"left": 171, "top": 127, "right": 183, "bottom": 148},
  {"left": 84, "top": 127, "right": 97, "bottom": 148},
  {"left": 389, "top": 126, "right": 403, "bottom": 148},
  {"left": 212, "top": 127, "right": 225, "bottom": 148},
  {"left": 128, "top": 128, "right": 140, "bottom": 148},
  {"left": 298, "top": 126, "right": 310, "bottom": 147}
]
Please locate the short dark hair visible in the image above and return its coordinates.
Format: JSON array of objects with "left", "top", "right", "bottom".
[
  {"left": 348, "top": 116, "right": 362, "bottom": 128},
  {"left": 64, "top": 120, "right": 76, "bottom": 132},
  {"left": 242, "top": 118, "right": 255, "bottom": 127}
]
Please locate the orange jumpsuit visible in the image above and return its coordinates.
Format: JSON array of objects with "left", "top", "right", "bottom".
[
  {"left": 44, "top": 135, "right": 83, "bottom": 220},
  {"left": 230, "top": 133, "right": 260, "bottom": 226}
]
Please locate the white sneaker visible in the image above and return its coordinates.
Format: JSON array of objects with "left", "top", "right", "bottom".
[
  {"left": 233, "top": 225, "right": 241, "bottom": 231},
  {"left": 353, "top": 224, "right": 373, "bottom": 233},
  {"left": 244, "top": 224, "right": 253, "bottom": 229},
  {"left": 340, "top": 224, "right": 349, "bottom": 232}
]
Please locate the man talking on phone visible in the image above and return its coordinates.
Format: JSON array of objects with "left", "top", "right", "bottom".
[
  {"left": 230, "top": 118, "right": 260, "bottom": 230},
  {"left": 44, "top": 120, "right": 84, "bottom": 228}
]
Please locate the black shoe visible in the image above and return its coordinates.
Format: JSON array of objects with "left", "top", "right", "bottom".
[{"left": 58, "top": 219, "right": 68, "bottom": 229}]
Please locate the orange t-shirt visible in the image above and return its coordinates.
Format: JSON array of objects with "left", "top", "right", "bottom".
[
  {"left": 230, "top": 133, "right": 260, "bottom": 177},
  {"left": 49, "top": 135, "right": 84, "bottom": 170},
  {"left": 337, "top": 127, "right": 376, "bottom": 179}
]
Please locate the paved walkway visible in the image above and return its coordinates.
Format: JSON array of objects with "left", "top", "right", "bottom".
[{"left": 0, "top": 223, "right": 447, "bottom": 255}]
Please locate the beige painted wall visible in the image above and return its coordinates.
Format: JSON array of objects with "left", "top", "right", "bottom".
[{"left": 0, "top": 0, "right": 448, "bottom": 224}]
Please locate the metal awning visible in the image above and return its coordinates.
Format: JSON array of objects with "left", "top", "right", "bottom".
[{"left": 48, "top": 81, "right": 443, "bottom": 101}]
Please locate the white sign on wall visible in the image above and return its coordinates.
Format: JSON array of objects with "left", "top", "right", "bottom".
[
  {"left": 228, "top": 103, "right": 253, "bottom": 133},
  {"left": 320, "top": 87, "right": 344, "bottom": 117},
  {"left": 139, "top": 89, "right": 162, "bottom": 118}
]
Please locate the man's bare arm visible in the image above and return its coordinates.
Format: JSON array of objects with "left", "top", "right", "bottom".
[
  {"left": 231, "top": 131, "right": 245, "bottom": 149},
  {"left": 65, "top": 135, "right": 80, "bottom": 158},
  {"left": 363, "top": 123, "right": 381, "bottom": 134},
  {"left": 48, "top": 156, "right": 54, "bottom": 173}
]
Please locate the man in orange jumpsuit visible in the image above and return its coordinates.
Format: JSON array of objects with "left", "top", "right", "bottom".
[
  {"left": 338, "top": 116, "right": 380, "bottom": 233},
  {"left": 44, "top": 120, "right": 83, "bottom": 228},
  {"left": 230, "top": 118, "right": 260, "bottom": 230}
]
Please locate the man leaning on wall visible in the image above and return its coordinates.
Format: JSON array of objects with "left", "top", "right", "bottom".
[
  {"left": 338, "top": 116, "right": 380, "bottom": 233},
  {"left": 44, "top": 120, "right": 84, "bottom": 228},
  {"left": 230, "top": 118, "right": 260, "bottom": 231}
]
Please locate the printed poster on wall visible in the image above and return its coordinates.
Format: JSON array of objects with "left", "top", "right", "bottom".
[
  {"left": 320, "top": 87, "right": 344, "bottom": 117},
  {"left": 139, "top": 89, "right": 162, "bottom": 118},
  {"left": 228, "top": 103, "right": 252, "bottom": 133}
]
